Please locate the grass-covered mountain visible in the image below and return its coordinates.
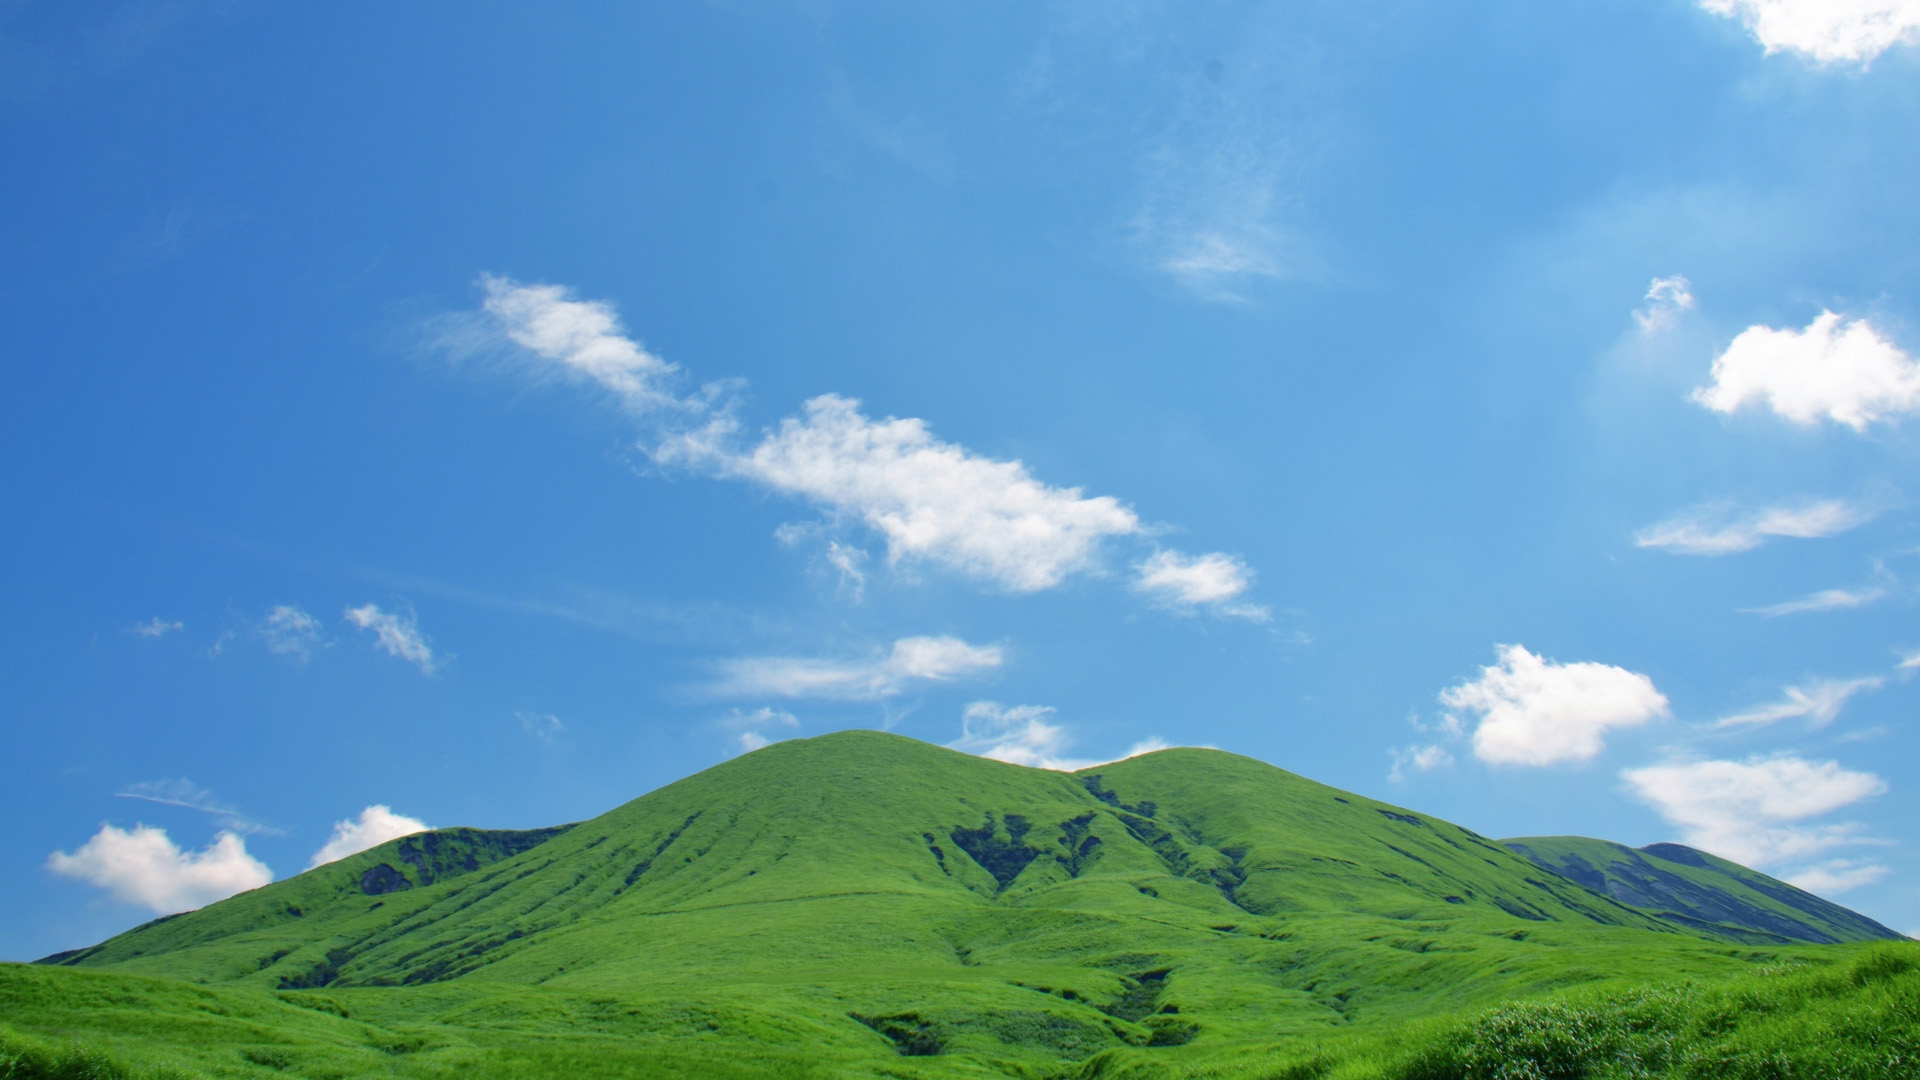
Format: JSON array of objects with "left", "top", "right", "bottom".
[
  {"left": 8, "top": 732, "right": 1914, "bottom": 1079},
  {"left": 1504, "top": 835, "right": 1903, "bottom": 946}
]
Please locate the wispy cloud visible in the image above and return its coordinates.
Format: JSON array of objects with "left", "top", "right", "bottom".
[
  {"left": 1700, "top": 0, "right": 1920, "bottom": 66},
  {"left": 47, "top": 824, "right": 271, "bottom": 915},
  {"left": 125, "top": 617, "right": 183, "bottom": 639},
  {"left": 1622, "top": 753, "right": 1887, "bottom": 869},
  {"left": 1716, "top": 677, "right": 1884, "bottom": 729},
  {"left": 308, "top": 805, "right": 429, "bottom": 869},
  {"left": 1785, "top": 858, "right": 1890, "bottom": 895},
  {"left": 1743, "top": 585, "right": 1887, "bottom": 617},
  {"left": 948, "top": 701, "right": 1172, "bottom": 772},
  {"left": 1131, "top": 550, "right": 1268, "bottom": 619},
  {"left": 1442, "top": 645, "right": 1669, "bottom": 766},
  {"left": 116, "top": 779, "right": 277, "bottom": 836},
  {"left": 720, "top": 706, "right": 800, "bottom": 753},
  {"left": 712, "top": 635, "right": 1002, "bottom": 702},
  {"left": 1634, "top": 275, "right": 1696, "bottom": 334},
  {"left": 1388, "top": 743, "right": 1455, "bottom": 783},
  {"left": 344, "top": 604, "right": 439, "bottom": 674},
  {"left": 259, "top": 604, "right": 323, "bottom": 661},
  {"left": 518, "top": 712, "right": 563, "bottom": 744},
  {"left": 1634, "top": 499, "right": 1873, "bottom": 556},
  {"left": 1692, "top": 312, "right": 1920, "bottom": 430}
]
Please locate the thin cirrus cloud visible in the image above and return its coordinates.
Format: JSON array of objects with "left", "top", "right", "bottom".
[
  {"left": 711, "top": 635, "right": 1003, "bottom": 702},
  {"left": 1622, "top": 753, "right": 1887, "bottom": 876},
  {"left": 1743, "top": 585, "right": 1887, "bottom": 617},
  {"left": 1716, "top": 676, "right": 1884, "bottom": 730},
  {"left": 1441, "top": 644, "right": 1669, "bottom": 767},
  {"left": 948, "top": 701, "right": 1171, "bottom": 772},
  {"left": 344, "top": 604, "right": 439, "bottom": 674},
  {"left": 1633, "top": 499, "right": 1873, "bottom": 556},
  {"left": 307, "top": 805, "right": 430, "bottom": 869},
  {"left": 463, "top": 277, "right": 1258, "bottom": 607},
  {"left": 47, "top": 824, "right": 272, "bottom": 915},
  {"left": 115, "top": 778, "right": 277, "bottom": 836},
  {"left": 1699, "top": 0, "right": 1920, "bottom": 65},
  {"left": 1691, "top": 311, "right": 1920, "bottom": 430}
]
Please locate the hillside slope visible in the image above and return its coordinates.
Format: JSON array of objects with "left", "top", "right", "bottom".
[
  {"left": 1502, "top": 835, "right": 1903, "bottom": 945},
  {"left": 24, "top": 732, "right": 1898, "bottom": 1075}
]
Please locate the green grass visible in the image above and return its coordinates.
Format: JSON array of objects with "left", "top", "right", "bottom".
[{"left": 11, "top": 732, "right": 1913, "bottom": 1078}]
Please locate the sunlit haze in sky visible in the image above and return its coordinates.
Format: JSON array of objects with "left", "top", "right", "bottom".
[{"left": 6, "top": 1, "right": 1920, "bottom": 958}]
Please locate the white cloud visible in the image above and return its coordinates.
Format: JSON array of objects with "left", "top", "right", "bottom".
[
  {"left": 1132, "top": 550, "right": 1268, "bottom": 619},
  {"left": 721, "top": 705, "right": 800, "bottom": 753},
  {"left": 344, "top": 604, "right": 439, "bottom": 673},
  {"left": 825, "top": 541, "right": 868, "bottom": 599},
  {"left": 126, "top": 617, "right": 183, "bottom": 639},
  {"left": 116, "top": 779, "right": 274, "bottom": 836},
  {"left": 950, "top": 702, "right": 1093, "bottom": 770},
  {"left": 260, "top": 604, "right": 322, "bottom": 660},
  {"left": 1744, "top": 585, "right": 1887, "bottom": 617},
  {"left": 949, "top": 702, "right": 1178, "bottom": 772},
  {"left": 308, "top": 805, "right": 429, "bottom": 869},
  {"left": 1700, "top": 0, "right": 1920, "bottom": 65},
  {"left": 469, "top": 280, "right": 1261, "bottom": 606},
  {"left": 678, "top": 394, "right": 1142, "bottom": 593},
  {"left": 478, "top": 275, "right": 683, "bottom": 411},
  {"left": 1785, "top": 858, "right": 1890, "bottom": 895},
  {"left": 713, "top": 635, "right": 1002, "bottom": 701},
  {"left": 1692, "top": 312, "right": 1920, "bottom": 430},
  {"left": 47, "top": 824, "right": 271, "bottom": 915},
  {"left": 1442, "top": 645, "right": 1669, "bottom": 766},
  {"left": 1389, "top": 744, "right": 1455, "bottom": 783},
  {"left": 1634, "top": 275, "right": 1696, "bottom": 333},
  {"left": 517, "top": 712, "right": 563, "bottom": 743},
  {"left": 1623, "top": 754, "right": 1887, "bottom": 868},
  {"left": 1634, "top": 499, "right": 1873, "bottom": 555},
  {"left": 1717, "top": 676, "right": 1884, "bottom": 729}
]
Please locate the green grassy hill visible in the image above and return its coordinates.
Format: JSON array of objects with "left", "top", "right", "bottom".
[
  {"left": 1502, "top": 835, "right": 1903, "bottom": 945},
  {"left": 8, "top": 731, "right": 1912, "bottom": 1079}
]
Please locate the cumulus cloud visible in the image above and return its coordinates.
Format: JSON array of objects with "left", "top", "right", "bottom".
[
  {"left": 1717, "top": 677, "right": 1884, "bottom": 729},
  {"left": 1132, "top": 550, "right": 1268, "bottom": 619},
  {"left": 47, "top": 824, "right": 271, "bottom": 914},
  {"left": 713, "top": 635, "right": 1003, "bottom": 701},
  {"left": 676, "top": 394, "right": 1142, "bottom": 593},
  {"left": 1634, "top": 275, "right": 1696, "bottom": 333},
  {"left": 1622, "top": 753, "right": 1886, "bottom": 867},
  {"left": 1744, "top": 585, "right": 1887, "bottom": 617},
  {"left": 1634, "top": 499, "right": 1872, "bottom": 555},
  {"left": 1692, "top": 312, "right": 1920, "bottom": 430},
  {"left": 1442, "top": 645, "right": 1669, "bottom": 766},
  {"left": 1700, "top": 0, "right": 1920, "bottom": 65},
  {"left": 308, "top": 805, "right": 430, "bottom": 869},
  {"left": 1785, "top": 858, "right": 1890, "bottom": 895},
  {"left": 116, "top": 779, "right": 274, "bottom": 836},
  {"left": 721, "top": 705, "right": 800, "bottom": 753},
  {"left": 468, "top": 280, "right": 1261, "bottom": 608},
  {"left": 344, "top": 604, "right": 439, "bottom": 673},
  {"left": 948, "top": 702, "right": 1173, "bottom": 772},
  {"left": 259, "top": 604, "right": 323, "bottom": 660},
  {"left": 126, "top": 617, "right": 183, "bottom": 639}
]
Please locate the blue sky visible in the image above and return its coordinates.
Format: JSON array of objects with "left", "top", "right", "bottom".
[{"left": 6, "top": 1, "right": 1920, "bottom": 958}]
